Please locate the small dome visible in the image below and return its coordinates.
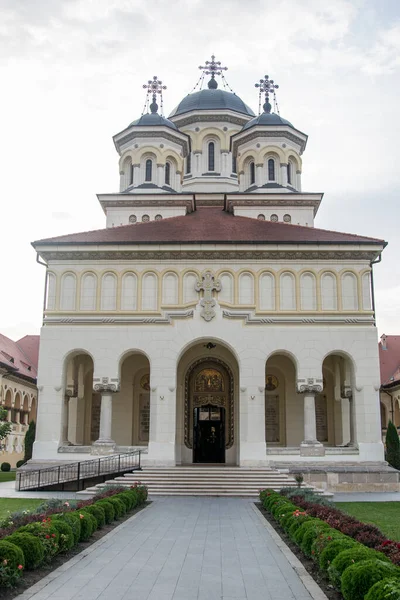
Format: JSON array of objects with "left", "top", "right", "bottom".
[
  {"left": 129, "top": 113, "right": 178, "bottom": 130},
  {"left": 242, "top": 112, "right": 293, "bottom": 130},
  {"left": 169, "top": 89, "right": 255, "bottom": 118}
]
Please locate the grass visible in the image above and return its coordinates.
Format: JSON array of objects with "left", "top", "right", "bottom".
[
  {"left": 0, "top": 498, "right": 46, "bottom": 521},
  {"left": 0, "top": 471, "right": 16, "bottom": 482},
  {"left": 336, "top": 502, "right": 400, "bottom": 541}
]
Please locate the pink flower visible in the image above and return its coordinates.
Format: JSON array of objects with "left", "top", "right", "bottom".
[
  {"left": 2, "top": 559, "right": 7, "bottom": 566},
  {"left": 64, "top": 502, "right": 70, "bottom": 507},
  {"left": 18, "top": 565, "right": 23, "bottom": 570},
  {"left": 79, "top": 514, "right": 84, "bottom": 519}
]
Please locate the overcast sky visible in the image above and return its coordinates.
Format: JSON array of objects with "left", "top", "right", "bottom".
[{"left": 1, "top": 0, "right": 399, "bottom": 341}]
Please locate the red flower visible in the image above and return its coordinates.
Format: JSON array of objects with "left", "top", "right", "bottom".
[
  {"left": 52, "top": 534, "right": 56, "bottom": 538},
  {"left": 45, "top": 535, "right": 50, "bottom": 539},
  {"left": 18, "top": 565, "right": 23, "bottom": 570}
]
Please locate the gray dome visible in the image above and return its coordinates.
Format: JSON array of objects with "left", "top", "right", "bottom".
[
  {"left": 242, "top": 112, "right": 293, "bottom": 130},
  {"left": 129, "top": 113, "right": 178, "bottom": 130},
  {"left": 169, "top": 89, "right": 255, "bottom": 118}
]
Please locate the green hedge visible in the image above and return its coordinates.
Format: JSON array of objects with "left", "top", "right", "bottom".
[
  {"left": 95, "top": 500, "right": 115, "bottom": 524},
  {"left": 259, "top": 488, "right": 398, "bottom": 599}
]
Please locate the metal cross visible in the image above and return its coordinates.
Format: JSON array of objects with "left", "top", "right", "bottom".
[
  {"left": 195, "top": 270, "right": 222, "bottom": 321},
  {"left": 199, "top": 55, "right": 228, "bottom": 81},
  {"left": 255, "top": 74, "right": 279, "bottom": 112},
  {"left": 142, "top": 76, "right": 167, "bottom": 113}
]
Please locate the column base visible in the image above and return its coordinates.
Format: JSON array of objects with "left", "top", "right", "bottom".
[
  {"left": 300, "top": 441, "right": 325, "bottom": 457},
  {"left": 91, "top": 440, "right": 117, "bottom": 455}
]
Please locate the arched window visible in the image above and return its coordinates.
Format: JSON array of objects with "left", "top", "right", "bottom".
[
  {"left": 101, "top": 273, "right": 117, "bottom": 311},
  {"left": 80, "top": 273, "right": 97, "bottom": 311},
  {"left": 145, "top": 159, "right": 152, "bottom": 182},
  {"left": 142, "top": 273, "right": 158, "bottom": 310},
  {"left": 250, "top": 161, "right": 255, "bottom": 185},
  {"left": 268, "top": 158, "right": 275, "bottom": 181},
  {"left": 165, "top": 162, "right": 171, "bottom": 185},
  {"left": 183, "top": 272, "right": 198, "bottom": 303},
  {"left": 342, "top": 272, "right": 358, "bottom": 310},
  {"left": 60, "top": 273, "right": 76, "bottom": 311},
  {"left": 46, "top": 272, "right": 56, "bottom": 310},
  {"left": 219, "top": 272, "right": 234, "bottom": 304},
  {"left": 287, "top": 162, "right": 292, "bottom": 185},
  {"left": 208, "top": 142, "right": 215, "bottom": 171},
  {"left": 300, "top": 273, "right": 317, "bottom": 310},
  {"left": 129, "top": 163, "right": 134, "bottom": 185},
  {"left": 239, "top": 273, "right": 254, "bottom": 305},
  {"left": 259, "top": 273, "right": 275, "bottom": 310},
  {"left": 321, "top": 273, "right": 337, "bottom": 310},
  {"left": 121, "top": 273, "right": 137, "bottom": 311},
  {"left": 186, "top": 153, "right": 191, "bottom": 174},
  {"left": 232, "top": 155, "right": 237, "bottom": 173},
  {"left": 162, "top": 272, "right": 178, "bottom": 304},
  {"left": 280, "top": 272, "right": 296, "bottom": 310}
]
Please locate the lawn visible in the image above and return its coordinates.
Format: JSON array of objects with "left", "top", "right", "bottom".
[
  {"left": 336, "top": 502, "right": 400, "bottom": 541},
  {"left": 0, "top": 471, "right": 16, "bottom": 482},
  {"left": 0, "top": 498, "right": 46, "bottom": 521}
]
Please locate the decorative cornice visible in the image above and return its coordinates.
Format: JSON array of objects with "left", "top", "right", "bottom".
[
  {"left": 99, "top": 198, "right": 194, "bottom": 211},
  {"left": 227, "top": 198, "right": 321, "bottom": 215},
  {"left": 232, "top": 130, "right": 307, "bottom": 155},
  {"left": 39, "top": 249, "right": 382, "bottom": 262},
  {"left": 116, "top": 129, "right": 189, "bottom": 157},
  {"left": 171, "top": 113, "right": 249, "bottom": 128},
  {"left": 297, "top": 378, "right": 323, "bottom": 394},
  {"left": 222, "top": 310, "right": 375, "bottom": 325},
  {"left": 43, "top": 310, "right": 194, "bottom": 325}
]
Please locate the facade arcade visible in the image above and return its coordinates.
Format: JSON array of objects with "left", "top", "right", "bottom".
[{"left": 32, "top": 58, "right": 386, "bottom": 469}]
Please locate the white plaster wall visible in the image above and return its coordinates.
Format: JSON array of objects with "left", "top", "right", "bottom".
[
  {"left": 33, "top": 301, "right": 384, "bottom": 465},
  {"left": 106, "top": 206, "right": 186, "bottom": 228},
  {"left": 233, "top": 206, "right": 314, "bottom": 226}
]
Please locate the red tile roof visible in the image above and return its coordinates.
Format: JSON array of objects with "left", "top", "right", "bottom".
[
  {"left": 0, "top": 334, "right": 39, "bottom": 382},
  {"left": 379, "top": 336, "right": 400, "bottom": 387},
  {"left": 33, "top": 208, "right": 386, "bottom": 246}
]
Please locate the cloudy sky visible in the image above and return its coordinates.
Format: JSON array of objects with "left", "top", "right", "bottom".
[{"left": 1, "top": 0, "right": 399, "bottom": 341}]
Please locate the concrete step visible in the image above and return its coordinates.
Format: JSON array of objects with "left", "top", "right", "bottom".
[{"left": 76, "top": 465, "right": 329, "bottom": 498}]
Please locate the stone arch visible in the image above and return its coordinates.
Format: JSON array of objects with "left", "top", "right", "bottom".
[
  {"left": 62, "top": 350, "right": 95, "bottom": 446},
  {"left": 265, "top": 352, "right": 298, "bottom": 446},
  {"left": 176, "top": 338, "right": 240, "bottom": 465}
]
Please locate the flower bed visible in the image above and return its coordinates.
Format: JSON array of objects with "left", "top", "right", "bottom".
[
  {"left": 0, "top": 484, "right": 147, "bottom": 589},
  {"left": 259, "top": 489, "right": 400, "bottom": 600}
]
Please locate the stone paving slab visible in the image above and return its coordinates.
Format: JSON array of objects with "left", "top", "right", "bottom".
[
  {"left": 0, "top": 480, "right": 79, "bottom": 499},
  {"left": 16, "top": 497, "right": 326, "bottom": 600}
]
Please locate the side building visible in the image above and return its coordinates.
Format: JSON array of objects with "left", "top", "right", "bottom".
[{"left": 0, "top": 334, "right": 39, "bottom": 467}]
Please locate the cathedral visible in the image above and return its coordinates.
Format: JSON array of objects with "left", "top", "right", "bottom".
[{"left": 32, "top": 56, "right": 387, "bottom": 476}]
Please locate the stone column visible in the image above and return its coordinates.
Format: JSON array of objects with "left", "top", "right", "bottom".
[
  {"left": 256, "top": 163, "right": 264, "bottom": 187},
  {"left": 157, "top": 164, "right": 164, "bottom": 187},
  {"left": 91, "top": 381, "right": 118, "bottom": 455},
  {"left": 132, "top": 163, "right": 140, "bottom": 187},
  {"left": 193, "top": 151, "right": 202, "bottom": 177},
  {"left": 298, "top": 378, "right": 325, "bottom": 456},
  {"left": 296, "top": 170, "right": 302, "bottom": 191},
  {"left": 60, "top": 394, "right": 71, "bottom": 445},
  {"left": 280, "top": 163, "right": 288, "bottom": 187}
]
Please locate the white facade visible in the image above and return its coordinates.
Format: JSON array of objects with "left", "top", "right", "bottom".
[{"left": 32, "top": 69, "right": 386, "bottom": 468}]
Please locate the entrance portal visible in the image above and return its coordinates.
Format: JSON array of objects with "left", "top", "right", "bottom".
[{"left": 193, "top": 405, "right": 225, "bottom": 463}]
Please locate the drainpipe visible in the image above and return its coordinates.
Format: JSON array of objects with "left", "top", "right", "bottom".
[
  {"left": 36, "top": 252, "right": 48, "bottom": 316},
  {"left": 370, "top": 254, "right": 382, "bottom": 326}
]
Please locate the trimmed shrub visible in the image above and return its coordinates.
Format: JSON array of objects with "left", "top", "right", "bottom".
[
  {"left": 16, "top": 460, "right": 25, "bottom": 468},
  {"left": 85, "top": 505, "right": 106, "bottom": 529},
  {"left": 74, "top": 511, "right": 94, "bottom": 542},
  {"left": 1, "top": 462, "right": 11, "bottom": 472},
  {"left": 96, "top": 500, "right": 115, "bottom": 524},
  {"left": 18, "top": 520, "right": 60, "bottom": 561},
  {"left": 386, "top": 421, "right": 400, "bottom": 471},
  {"left": 53, "top": 513, "right": 81, "bottom": 545},
  {"left": 5, "top": 532, "right": 44, "bottom": 569},
  {"left": 319, "top": 538, "right": 359, "bottom": 572},
  {"left": 341, "top": 559, "right": 400, "bottom": 600},
  {"left": 288, "top": 514, "right": 313, "bottom": 541},
  {"left": 0, "top": 540, "right": 24, "bottom": 587},
  {"left": 328, "top": 547, "right": 390, "bottom": 590},
  {"left": 117, "top": 492, "right": 132, "bottom": 511},
  {"left": 310, "top": 530, "right": 348, "bottom": 562},
  {"left": 293, "top": 519, "right": 327, "bottom": 546},
  {"left": 300, "top": 522, "right": 332, "bottom": 557},
  {"left": 108, "top": 497, "right": 126, "bottom": 519},
  {"left": 365, "top": 577, "right": 400, "bottom": 600},
  {"left": 51, "top": 520, "right": 74, "bottom": 552}
]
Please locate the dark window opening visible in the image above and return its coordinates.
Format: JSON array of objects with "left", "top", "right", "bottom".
[
  {"left": 268, "top": 159, "right": 275, "bottom": 181},
  {"left": 145, "top": 159, "right": 152, "bottom": 182},
  {"left": 165, "top": 162, "right": 171, "bottom": 185},
  {"left": 208, "top": 142, "right": 215, "bottom": 171},
  {"left": 129, "top": 163, "right": 134, "bottom": 185},
  {"left": 250, "top": 161, "right": 255, "bottom": 185},
  {"left": 287, "top": 162, "right": 292, "bottom": 185},
  {"left": 186, "top": 153, "right": 191, "bottom": 174}
]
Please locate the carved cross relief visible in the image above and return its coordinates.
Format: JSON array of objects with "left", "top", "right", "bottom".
[{"left": 195, "top": 270, "right": 222, "bottom": 321}]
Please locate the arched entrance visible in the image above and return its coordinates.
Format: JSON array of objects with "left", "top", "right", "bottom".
[{"left": 176, "top": 341, "right": 239, "bottom": 465}]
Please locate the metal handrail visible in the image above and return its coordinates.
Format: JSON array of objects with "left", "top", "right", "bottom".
[{"left": 16, "top": 449, "right": 142, "bottom": 492}]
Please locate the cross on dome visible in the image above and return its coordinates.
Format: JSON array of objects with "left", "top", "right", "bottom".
[
  {"left": 199, "top": 55, "right": 228, "bottom": 89},
  {"left": 142, "top": 76, "right": 167, "bottom": 114},
  {"left": 255, "top": 74, "right": 279, "bottom": 114}
]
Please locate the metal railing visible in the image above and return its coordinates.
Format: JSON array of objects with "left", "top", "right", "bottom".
[{"left": 16, "top": 450, "right": 142, "bottom": 492}]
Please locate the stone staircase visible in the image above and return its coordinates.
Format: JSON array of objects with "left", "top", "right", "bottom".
[{"left": 78, "top": 466, "right": 325, "bottom": 498}]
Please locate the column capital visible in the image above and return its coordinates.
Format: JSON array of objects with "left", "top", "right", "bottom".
[
  {"left": 93, "top": 377, "right": 120, "bottom": 394},
  {"left": 341, "top": 385, "right": 353, "bottom": 399},
  {"left": 297, "top": 377, "right": 323, "bottom": 394}
]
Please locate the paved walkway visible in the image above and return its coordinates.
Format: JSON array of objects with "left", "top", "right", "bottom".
[{"left": 16, "top": 497, "right": 324, "bottom": 600}]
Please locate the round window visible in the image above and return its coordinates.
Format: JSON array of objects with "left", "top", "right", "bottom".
[
  {"left": 283, "top": 214, "right": 291, "bottom": 223},
  {"left": 270, "top": 214, "right": 279, "bottom": 222},
  {"left": 129, "top": 215, "right": 137, "bottom": 223},
  {"left": 142, "top": 214, "right": 150, "bottom": 222},
  {"left": 257, "top": 214, "right": 265, "bottom": 221},
  {"left": 155, "top": 214, "right": 163, "bottom": 221}
]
